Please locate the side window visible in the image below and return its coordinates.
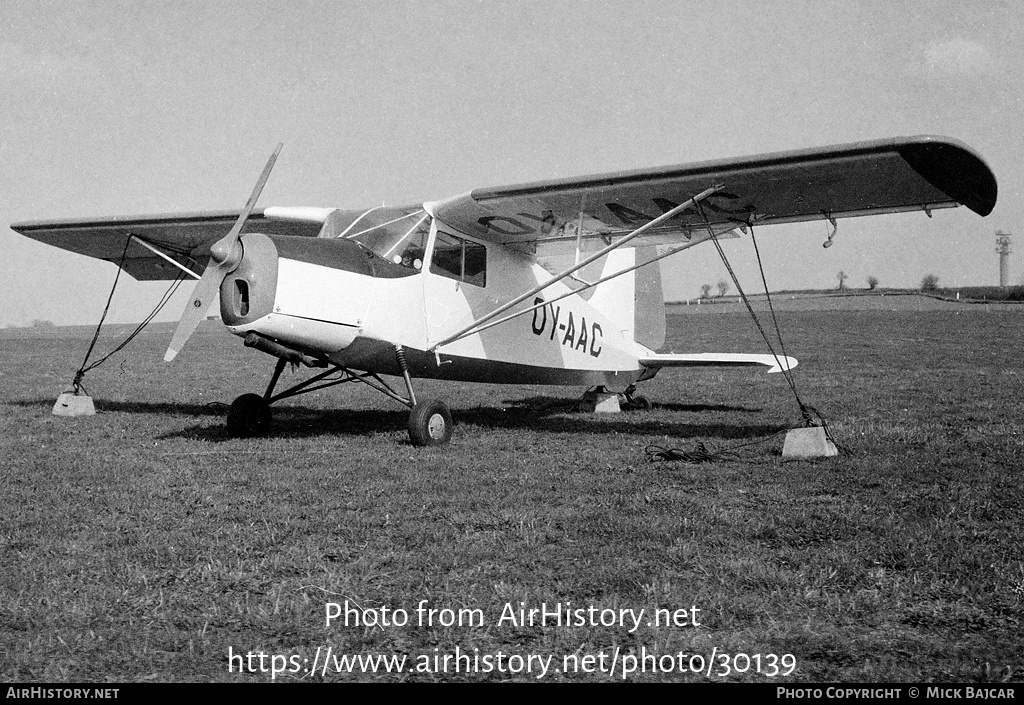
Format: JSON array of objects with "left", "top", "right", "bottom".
[
  {"left": 431, "top": 231, "right": 463, "bottom": 281},
  {"left": 463, "top": 241, "right": 486, "bottom": 287},
  {"left": 430, "top": 231, "right": 487, "bottom": 287}
]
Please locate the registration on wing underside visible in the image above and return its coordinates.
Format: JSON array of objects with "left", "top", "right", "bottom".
[
  {"left": 429, "top": 190, "right": 753, "bottom": 250},
  {"left": 429, "top": 136, "right": 997, "bottom": 247}
]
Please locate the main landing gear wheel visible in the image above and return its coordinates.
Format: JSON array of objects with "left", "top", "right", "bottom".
[
  {"left": 227, "top": 393, "right": 272, "bottom": 438},
  {"left": 408, "top": 399, "right": 453, "bottom": 447}
]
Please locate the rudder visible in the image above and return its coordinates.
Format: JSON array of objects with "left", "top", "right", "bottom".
[{"left": 586, "top": 246, "right": 665, "bottom": 350}]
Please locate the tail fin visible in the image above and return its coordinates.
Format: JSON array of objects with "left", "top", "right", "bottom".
[
  {"left": 634, "top": 245, "right": 666, "bottom": 350},
  {"left": 585, "top": 246, "right": 665, "bottom": 350}
]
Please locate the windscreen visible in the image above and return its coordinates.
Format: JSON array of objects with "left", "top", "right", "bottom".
[{"left": 345, "top": 207, "right": 432, "bottom": 272}]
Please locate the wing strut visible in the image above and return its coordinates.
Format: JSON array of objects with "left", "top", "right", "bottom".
[
  {"left": 427, "top": 184, "right": 724, "bottom": 351},
  {"left": 573, "top": 196, "right": 586, "bottom": 265},
  {"left": 128, "top": 235, "right": 201, "bottom": 280}
]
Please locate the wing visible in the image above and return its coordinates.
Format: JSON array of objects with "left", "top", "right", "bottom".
[
  {"left": 428, "top": 135, "right": 997, "bottom": 249},
  {"left": 9, "top": 206, "right": 416, "bottom": 281},
  {"left": 13, "top": 136, "right": 996, "bottom": 278},
  {"left": 640, "top": 353, "right": 798, "bottom": 375}
]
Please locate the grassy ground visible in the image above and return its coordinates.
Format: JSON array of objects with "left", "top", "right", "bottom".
[
  {"left": 1, "top": 310, "right": 1022, "bottom": 683},
  {"left": 669, "top": 289, "right": 1024, "bottom": 313}
]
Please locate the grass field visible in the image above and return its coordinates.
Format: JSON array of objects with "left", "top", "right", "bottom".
[{"left": 1, "top": 306, "right": 1022, "bottom": 682}]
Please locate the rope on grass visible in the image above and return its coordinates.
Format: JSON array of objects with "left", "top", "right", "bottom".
[{"left": 645, "top": 427, "right": 791, "bottom": 464}]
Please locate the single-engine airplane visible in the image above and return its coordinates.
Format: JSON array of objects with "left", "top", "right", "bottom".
[{"left": 11, "top": 136, "right": 997, "bottom": 445}]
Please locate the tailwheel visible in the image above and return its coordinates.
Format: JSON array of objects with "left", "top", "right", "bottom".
[
  {"left": 408, "top": 399, "right": 453, "bottom": 447},
  {"left": 227, "top": 393, "right": 272, "bottom": 438},
  {"left": 626, "top": 395, "right": 652, "bottom": 411},
  {"left": 620, "top": 384, "right": 652, "bottom": 411}
]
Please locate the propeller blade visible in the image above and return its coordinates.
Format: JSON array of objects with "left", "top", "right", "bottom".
[
  {"left": 164, "top": 262, "right": 228, "bottom": 362},
  {"left": 164, "top": 144, "right": 283, "bottom": 362},
  {"left": 215, "top": 142, "right": 283, "bottom": 255}
]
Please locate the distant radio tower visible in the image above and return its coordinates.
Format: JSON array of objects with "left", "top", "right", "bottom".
[{"left": 996, "top": 231, "right": 1012, "bottom": 288}]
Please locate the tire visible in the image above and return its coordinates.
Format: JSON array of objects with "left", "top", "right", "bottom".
[
  {"left": 631, "top": 395, "right": 652, "bottom": 411},
  {"left": 408, "top": 399, "right": 453, "bottom": 446},
  {"left": 226, "top": 393, "right": 272, "bottom": 438}
]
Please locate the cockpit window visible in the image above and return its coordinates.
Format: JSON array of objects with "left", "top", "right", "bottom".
[
  {"left": 346, "top": 208, "right": 431, "bottom": 272},
  {"left": 431, "top": 231, "right": 487, "bottom": 287}
]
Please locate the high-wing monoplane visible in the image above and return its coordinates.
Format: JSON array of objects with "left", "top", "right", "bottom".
[{"left": 11, "top": 136, "right": 997, "bottom": 445}]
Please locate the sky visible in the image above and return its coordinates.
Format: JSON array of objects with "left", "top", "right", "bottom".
[{"left": 1, "top": 0, "right": 1022, "bottom": 327}]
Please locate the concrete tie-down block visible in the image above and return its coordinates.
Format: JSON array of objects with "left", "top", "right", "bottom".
[
  {"left": 53, "top": 392, "right": 96, "bottom": 416},
  {"left": 782, "top": 426, "right": 838, "bottom": 459}
]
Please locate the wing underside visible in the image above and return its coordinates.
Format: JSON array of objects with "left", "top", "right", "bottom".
[
  {"left": 11, "top": 210, "right": 303, "bottom": 280},
  {"left": 429, "top": 135, "right": 997, "bottom": 249},
  {"left": 9, "top": 206, "right": 417, "bottom": 281}
]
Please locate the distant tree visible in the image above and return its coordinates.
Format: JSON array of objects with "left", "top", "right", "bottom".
[
  {"left": 921, "top": 274, "right": 940, "bottom": 292},
  {"left": 700, "top": 283, "right": 712, "bottom": 300},
  {"left": 867, "top": 275, "right": 879, "bottom": 290},
  {"left": 717, "top": 280, "right": 729, "bottom": 298},
  {"left": 30, "top": 319, "right": 55, "bottom": 328},
  {"left": 837, "top": 270, "right": 848, "bottom": 290}
]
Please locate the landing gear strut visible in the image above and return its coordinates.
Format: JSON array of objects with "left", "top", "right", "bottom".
[
  {"left": 224, "top": 342, "right": 454, "bottom": 446},
  {"left": 395, "top": 344, "right": 453, "bottom": 446}
]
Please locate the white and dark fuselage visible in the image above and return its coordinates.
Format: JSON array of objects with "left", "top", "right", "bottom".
[{"left": 219, "top": 212, "right": 653, "bottom": 387}]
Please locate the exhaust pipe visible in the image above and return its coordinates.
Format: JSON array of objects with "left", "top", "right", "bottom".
[{"left": 244, "top": 333, "right": 327, "bottom": 368}]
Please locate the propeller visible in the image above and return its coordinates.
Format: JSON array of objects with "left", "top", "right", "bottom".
[{"left": 164, "top": 143, "right": 283, "bottom": 362}]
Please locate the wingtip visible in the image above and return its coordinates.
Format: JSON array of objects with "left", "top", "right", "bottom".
[
  {"left": 768, "top": 356, "right": 800, "bottom": 374},
  {"left": 898, "top": 138, "right": 998, "bottom": 217},
  {"left": 163, "top": 349, "right": 178, "bottom": 363}
]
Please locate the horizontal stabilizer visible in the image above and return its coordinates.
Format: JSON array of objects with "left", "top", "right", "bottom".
[{"left": 640, "top": 353, "right": 798, "bottom": 374}]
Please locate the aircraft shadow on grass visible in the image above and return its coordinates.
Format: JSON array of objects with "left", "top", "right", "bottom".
[
  {"left": 16, "top": 396, "right": 780, "bottom": 444},
  {"left": 15, "top": 398, "right": 226, "bottom": 417},
  {"left": 508, "top": 395, "right": 760, "bottom": 415}
]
